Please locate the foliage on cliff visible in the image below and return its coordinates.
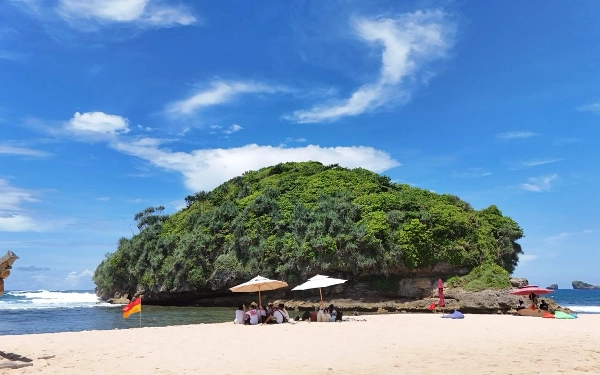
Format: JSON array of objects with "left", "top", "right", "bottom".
[
  {"left": 93, "top": 162, "right": 523, "bottom": 297},
  {"left": 446, "top": 263, "right": 511, "bottom": 292}
]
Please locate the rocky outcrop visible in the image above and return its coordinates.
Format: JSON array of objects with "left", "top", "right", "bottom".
[
  {"left": 510, "top": 278, "right": 528, "bottom": 288},
  {"left": 546, "top": 284, "right": 558, "bottom": 290},
  {"left": 106, "top": 276, "right": 573, "bottom": 315},
  {"left": 572, "top": 280, "right": 600, "bottom": 289}
]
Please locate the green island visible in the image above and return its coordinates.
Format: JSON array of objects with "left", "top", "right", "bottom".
[{"left": 93, "top": 161, "right": 525, "bottom": 311}]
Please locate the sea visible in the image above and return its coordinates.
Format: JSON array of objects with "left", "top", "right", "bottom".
[{"left": 1, "top": 289, "right": 599, "bottom": 336}]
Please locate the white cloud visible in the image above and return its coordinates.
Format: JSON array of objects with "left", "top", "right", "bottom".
[
  {"left": 65, "top": 111, "right": 130, "bottom": 139},
  {"left": 0, "top": 179, "right": 46, "bottom": 232},
  {"left": 223, "top": 124, "right": 243, "bottom": 134},
  {"left": 521, "top": 174, "right": 557, "bottom": 192},
  {"left": 577, "top": 102, "right": 600, "bottom": 114},
  {"left": 287, "top": 10, "right": 455, "bottom": 123},
  {"left": 167, "top": 81, "right": 286, "bottom": 116},
  {"left": 518, "top": 254, "right": 538, "bottom": 265},
  {"left": 0, "top": 144, "right": 51, "bottom": 157},
  {"left": 520, "top": 158, "right": 563, "bottom": 168},
  {"left": 57, "top": 0, "right": 196, "bottom": 27},
  {"left": 496, "top": 131, "right": 537, "bottom": 140},
  {"left": 112, "top": 140, "right": 400, "bottom": 191},
  {"left": 0, "top": 214, "right": 40, "bottom": 232},
  {"left": 64, "top": 269, "right": 94, "bottom": 288}
]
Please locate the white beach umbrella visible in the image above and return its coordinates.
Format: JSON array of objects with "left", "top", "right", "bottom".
[
  {"left": 230, "top": 275, "right": 288, "bottom": 307},
  {"left": 291, "top": 274, "right": 347, "bottom": 307}
]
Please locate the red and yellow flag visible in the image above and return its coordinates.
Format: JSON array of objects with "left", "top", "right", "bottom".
[{"left": 122, "top": 297, "right": 141, "bottom": 318}]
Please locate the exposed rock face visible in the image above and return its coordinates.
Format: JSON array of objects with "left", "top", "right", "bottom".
[
  {"left": 572, "top": 280, "right": 600, "bottom": 289},
  {"left": 510, "top": 278, "right": 529, "bottom": 288},
  {"left": 546, "top": 284, "right": 558, "bottom": 290},
  {"left": 104, "top": 274, "right": 573, "bottom": 315}
]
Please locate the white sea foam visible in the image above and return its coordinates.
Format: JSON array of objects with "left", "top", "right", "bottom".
[
  {"left": 1, "top": 290, "right": 111, "bottom": 310},
  {"left": 567, "top": 305, "right": 600, "bottom": 313}
]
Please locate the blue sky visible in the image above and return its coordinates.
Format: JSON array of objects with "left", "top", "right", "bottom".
[{"left": 1, "top": 1, "right": 599, "bottom": 291}]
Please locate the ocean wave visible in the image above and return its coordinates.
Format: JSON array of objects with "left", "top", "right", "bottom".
[
  {"left": 0, "top": 290, "right": 107, "bottom": 310},
  {"left": 567, "top": 305, "right": 600, "bottom": 313}
]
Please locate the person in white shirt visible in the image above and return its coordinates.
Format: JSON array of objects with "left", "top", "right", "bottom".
[
  {"left": 245, "top": 302, "right": 261, "bottom": 325},
  {"left": 234, "top": 304, "right": 246, "bottom": 324},
  {"left": 278, "top": 303, "right": 290, "bottom": 322},
  {"left": 264, "top": 305, "right": 285, "bottom": 324}
]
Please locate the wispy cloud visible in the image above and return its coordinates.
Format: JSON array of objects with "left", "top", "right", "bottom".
[
  {"left": 287, "top": 10, "right": 455, "bottom": 123},
  {"left": 518, "top": 254, "right": 538, "bottom": 265},
  {"left": 167, "top": 81, "right": 287, "bottom": 116},
  {"left": 577, "top": 102, "right": 600, "bottom": 114},
  {"left": 496, "top": 131, "right": 537, "bottom": 140},
  {"left": 545, "top": 230, "right": 594, "bottom": 243},
  {"left": 0, "top": 144, "right": 51, "bottom": 157},
  {"left": 452, "top": 168, "right": 492, "bottom": 178},
  {"left": 223, "top": 124, "right": 243, "bottom": 135},
  {"left": 11, "top": 0, "right": 196, "bottom": 30},
  {"left": 112, "top": 139, "right": 401, "bottom": 191},
  {"left": 0, "top": 179, "right": 46, "bottom": 232},
  {"left": 17, "top": 265, "right": 51, "bottom": 271},
  {"left": 520, "top": 158, "right": 563, "bottom": 168},
  {"left": 58, "top": 0, "right": 196, "bottom": 28},
  {"left": 0, "top": 27, "right": 27, "bottom": 62},
  {"left": 521, "top": 174, "right": 557, "bottom": 192}
]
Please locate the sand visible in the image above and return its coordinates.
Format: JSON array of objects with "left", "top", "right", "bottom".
[{"left": 1, "top": 313, "right": 600, "bottom": 375}]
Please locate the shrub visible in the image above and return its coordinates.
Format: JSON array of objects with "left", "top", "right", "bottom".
[{"left": 447, "top": 263, "right": 511, "bottom": 292}]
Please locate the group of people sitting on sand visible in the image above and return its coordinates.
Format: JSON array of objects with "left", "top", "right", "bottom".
[
  {"left": 235, "top": 302, "right": 344, "bottom": 324},
  {"left": 516, "top": 293, "right": 549, "bottom": 311},
  {"left": 234, "top": 302, "right": 291, "bottom": 325}
]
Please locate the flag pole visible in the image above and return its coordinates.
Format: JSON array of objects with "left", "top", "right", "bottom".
[{"left": 139, "top": 296, "right": 142, "bottom": 328}]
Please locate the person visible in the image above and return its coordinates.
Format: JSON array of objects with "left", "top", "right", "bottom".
[
  {"left": 516, "top": 299, "right": 525, "bottom": 311},
  {"left": 327, "top": 304, "right": 337, "bottom": 322},
  {"left": 245, "top": 302, "right": 261, "bottom": 325},
  {"left": 300, "top": 310, "right": 311, "bottom": 321},
  {"left": 539, "top": 300, "right": 549, "bottom": 311},
  {"left": 317, "top": 304, "right": 330, "bottom": 322},
  {"left": 234, "top": 303, "right": 246, "bottom": 324},
  {"left": 266, "top": 302, "right": 275, "bottom": 318},
  {"left": 263, "top": 304, "right": 288, "bottom": 324},
  {"left": 278, "top": 303, "right": 290, "bottom": 322},
  {"left": 528, "top": 292, "right": 538, "bottom": 307},
  {"left": 259, "top": 304, "right": 268, "bottom": 323}
]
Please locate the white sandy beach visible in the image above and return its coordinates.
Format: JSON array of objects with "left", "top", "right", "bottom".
[{"left": 2, "top": 313, "right": 600, "bottom": 375}]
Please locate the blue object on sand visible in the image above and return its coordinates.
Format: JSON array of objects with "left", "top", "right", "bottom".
[{"left": 441, "top": 310, "right": 464, "bottom": 319}]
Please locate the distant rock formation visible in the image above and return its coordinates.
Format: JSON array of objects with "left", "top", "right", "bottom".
[
  {"left": 546, "top": 284, "right": 558, "bottom": 290},
  {"left": 572, "top": 280, "right": 600, "bottom": 289}
]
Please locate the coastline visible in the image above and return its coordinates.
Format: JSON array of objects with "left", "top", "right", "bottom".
[{"left": 2, "top": 313, "right": 600, "bottom": 374}]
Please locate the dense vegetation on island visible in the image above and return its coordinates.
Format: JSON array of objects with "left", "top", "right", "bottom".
[{"left": 93, "top": 162, "right": 523, "bottom": 297}]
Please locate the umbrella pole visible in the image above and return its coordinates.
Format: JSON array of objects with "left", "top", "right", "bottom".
[{"left": 319, "top": 287, "right": 323, "bottom": 309}]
